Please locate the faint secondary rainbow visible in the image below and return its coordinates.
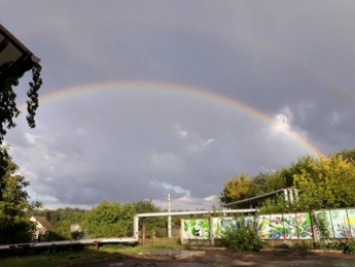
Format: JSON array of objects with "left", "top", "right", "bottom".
[{"left": 25, "top": 80, "right": 324, "bottom": 156}]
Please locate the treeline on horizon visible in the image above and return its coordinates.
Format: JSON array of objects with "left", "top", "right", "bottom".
[{"left": 1, "top": 147, "right": 355, "bottom": 244}]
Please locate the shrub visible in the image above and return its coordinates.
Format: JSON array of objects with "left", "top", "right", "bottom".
[
  {"left": 221, "top": 223, "right": 263, "bottom": 252},
  {"left": 343, "top": 240, "right": 355, "bottom": 255}
]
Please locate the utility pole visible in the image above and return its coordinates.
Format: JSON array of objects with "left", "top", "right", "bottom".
[{"left": 167, "top": 193, "right": 172, "bottom": 238}]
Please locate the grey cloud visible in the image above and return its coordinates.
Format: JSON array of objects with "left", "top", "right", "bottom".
[{"left": 2, "top": 0, "right": 355, "bottom": 209}]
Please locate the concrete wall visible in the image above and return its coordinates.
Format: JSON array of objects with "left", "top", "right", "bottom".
[{"left": 180, "top": 208, "right": 355, "bottom": 244}]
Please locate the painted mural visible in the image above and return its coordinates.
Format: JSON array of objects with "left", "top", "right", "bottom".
[
  {"left": 348, "top": 209, "right": 355, "bottom": 237},
  {"left": 181, "top": 219, "right": 210, "bottom": 240},
  {"left": 258, "top": 213, "right": 313, "bottom": 240},
  {"left": 212, "top": 216, "right": 255, "bottom": 239},
  {"left": 181, "top": 209, "right": 355, "bottom": 242},
  {"left": 315, "top": 209, "right": 355, "bottom": 239}
]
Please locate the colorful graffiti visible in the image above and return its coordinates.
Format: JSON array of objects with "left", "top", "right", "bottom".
[
  {"left": 212, "top": 216, "right": 255, "bottom": 239},
  {"left": 181, "top": 209, "right": 355, "bottom": 241},
  {"left": 258, "top": 213, "right": 313, "bottom": 239},
  {"left": 183, "top": 213, "right": 313, "bottom": 240},
  {"left": 315, "top": 209, "right": 355, "bottom": 238},
  {"left": 181, "top": 219, "right": 210, "bottom": 240}
]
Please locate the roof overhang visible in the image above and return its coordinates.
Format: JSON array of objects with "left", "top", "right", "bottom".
[{"left": 0, "top": 24, "right": 40, "bottom": 72}]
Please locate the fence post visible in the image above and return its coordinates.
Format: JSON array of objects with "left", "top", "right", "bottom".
[
  {"left": 142, "top": 217, "right": 146, "bottom": 246},
  {"left": 209, "top": 215, "right": 214, "bottom": 246},
  {"left": 310, "top": 210, "right": 320, "bottom": 248}
]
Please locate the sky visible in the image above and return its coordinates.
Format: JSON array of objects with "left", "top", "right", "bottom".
[{"left": 2, "top": 0, "right": 355, "bottom": 211}]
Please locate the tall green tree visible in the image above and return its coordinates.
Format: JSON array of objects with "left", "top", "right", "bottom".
[
  {"left": 334, "top": 149, "right": 355, "bottom": 164},
  {"left": 294, "top": 154, "right": 355, "bottom": 210},
  {"left": 220, "top": 173, "right": 258, "bottom": 208},
  {"left": 257, "top": 170, "right": 287, "bottom": 193},
  {"left": 0, "top": 147, "right": 41, "bottom": 244},
  {"left": 280, "top": 155, "right": 315, "bottom": 188},
  {"left": 83, "top": 201, "right": 135, "bottom": 238},
  {"left": 132, "top": 200, "right": 166, "bottom": 237}
]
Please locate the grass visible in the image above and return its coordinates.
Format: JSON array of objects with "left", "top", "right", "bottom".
[{"left": 0, "top": 237, "right": 183, "bottom": 267}]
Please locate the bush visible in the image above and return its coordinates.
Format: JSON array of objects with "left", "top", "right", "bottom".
[
  {"left": 343, "top": 240, "right": 355, "bottom": 255},
  {"left": 221, "top": 223, "right": 263, "bottom": 252}
]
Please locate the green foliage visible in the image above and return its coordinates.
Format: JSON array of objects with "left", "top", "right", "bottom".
[
  {"left": 294, "top": 155, "right": 355, "bottom": 210},
  {"left": 131, "top": 200, "right": 165, "bottom": 236},
  {"left": 257, "top": 195, "right": 290, "bottom": 214},
  {"left": 281, "top": 156, "right": 315, "bottom": 189},
  {"left": 0, "top": 62, "right": 42, "bottom": 146},
  {"left": 35, "top": 200, "right": 164, "bottom": 241},
  {"left": 343, "top": 240, "right": 355, "bottom": 254},
  {"left": 35, "top": 208, "right": 86, "bottom": 240},
  {"left": 71, "top": 230, "right": 84, "bottom": 240},
  {"left": 0, "top": 148, "right": 41, "bottom": 244},
  {"left": 316, "top": 212, "right": 331, "bottom": 243},
  {"left": 334, "top": 149, "right": 355, "bottom": 164},
  {"left": 258, "top": 170, "right": 287, "bottom": 193},
  {"left": 83, "top": 200, "right": 163, "bottom": 238},
  {"left": 221, "top": 219, "right": 263, "bottom": 252},
  {"left": 220, "top": 173, "right": 258, "bottom": 208},
  {"left": 83, "top": 201, "right": 132, "bottom": 237},
  {"left": 220, "top": 151, "right": 355, "bottom": 212}
]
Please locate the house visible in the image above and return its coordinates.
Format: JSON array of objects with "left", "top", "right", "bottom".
[{"left": 30, "top": 215, "right": 54, "bottom": 242}]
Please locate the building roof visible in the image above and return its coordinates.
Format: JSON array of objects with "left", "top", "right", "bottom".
[
  {"left": 0, "top": 24, "right": 40, "bottom": 71},
  {"left": 32, "top": 216, "right": 54, "bottom": 231}
]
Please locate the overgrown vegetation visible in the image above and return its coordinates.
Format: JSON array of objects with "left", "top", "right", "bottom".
[
  {"left": 221, "top": 219, "right": 263, "bottom": 252},
  {"left": 1, "top": 49, "right": 43, "bottom": 245},
  {"left": 0, "top": 147, "right": 41, "bottom": 244},
  {"left": 316, "top": 211, "right": 331, "bottom": 249},
  {"left": 33, "top": 200, "right": 168, "bottom": 240},
  {"left": 343, "top": 240, "right": 355, "bottom": 255},
  {"left": 220, "top": 150, "right": 355, "bottom": 212}
]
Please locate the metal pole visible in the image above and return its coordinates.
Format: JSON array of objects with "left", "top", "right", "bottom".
[{"left": 142, "top": 217, "right": 146, "bottom": 246}]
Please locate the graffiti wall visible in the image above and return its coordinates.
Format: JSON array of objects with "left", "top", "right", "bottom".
[
  {"left": 181, "top": 219, "right": 210, "bottom": 240},
  {"left": 182, "top": 213, "right": 313, "bottom": 240},
  {"left": 315, "top": 208, "right": 355, "bottom": 238},
  {"left": 258, "top": 213, "right": 313, "bottom": 239},
  {"left": 181, "top": 209, "right": 355, "bottom": 242},
  {"left": 212, "top": 216, "right": 255, "bottom": 239}
]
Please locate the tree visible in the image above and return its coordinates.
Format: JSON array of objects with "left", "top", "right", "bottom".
[
  {"left": 0, "top": 62, "right": 42, "bottom": 144},
  {"left": 132, "top": 200, "right": 166, "bottom": 237},
  {"left": 255, "top": 170, "right": 287, "bottom": 193},
  {"left": 0, "top": 61, "right": 42, "bottom": 185},
  {"left": 220, "top": 174, "right": 258, "bottom": 208},
  {"left": 280, "top": 155, "right": 315, "bottom": 188},
  {"left": 83, "top": 201, "right": 136, "bottom": 238},
  {"left": 293, "top": 154, "right": 355, "bottom": 210},
  {"left": 334, "top": 149, "right": 355, "bottom": 164},
  {"left": 0, "top": 147, "right": 41, "bottom": 244},
  {"left": 0, "top": 40, "right": 42, "bottom": 244},
  {"left": 35, "top": 208, "right": 87, "bottom": 240}
]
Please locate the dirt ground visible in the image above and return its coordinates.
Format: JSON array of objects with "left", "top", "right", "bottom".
[{"left": 77, "top": 249, "right": 355, "bottom": 267}]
